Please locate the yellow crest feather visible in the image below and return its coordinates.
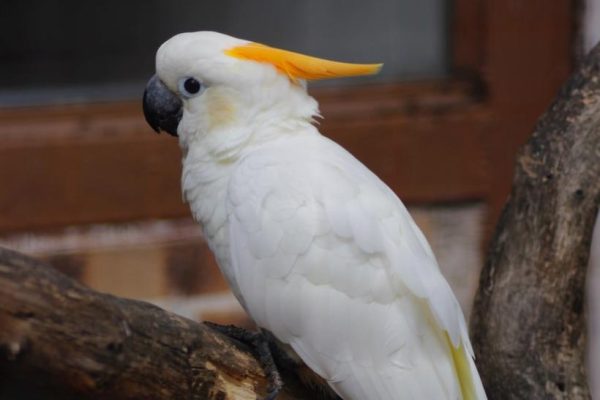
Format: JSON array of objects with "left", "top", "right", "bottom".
[{"left": 225, "top": 42, "right": 382, "bottom": 82}]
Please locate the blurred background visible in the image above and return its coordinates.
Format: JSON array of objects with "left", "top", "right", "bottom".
[{"left": 0, "top": 0, "right": 598, "bottom": 395}]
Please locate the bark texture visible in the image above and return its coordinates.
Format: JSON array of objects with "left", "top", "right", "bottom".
[
  {"left": 0, "top": 247, "right": 322, "bottom": 400},
  {"left": 469, "top": 45, "right": 600, "bottom": 398}
]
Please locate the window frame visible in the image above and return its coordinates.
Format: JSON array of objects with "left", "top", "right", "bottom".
[{"left": 0, "top": 0, "right": 576, "bottom": 234}]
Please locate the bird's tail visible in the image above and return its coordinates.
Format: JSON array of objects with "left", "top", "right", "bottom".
[{"left": 448, "top": 338, "right": 487, "bottom": 400}]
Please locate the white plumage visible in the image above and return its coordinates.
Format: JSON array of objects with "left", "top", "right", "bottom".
[{"left": 152, "top": 31, "right": 487, "bottom": 400}]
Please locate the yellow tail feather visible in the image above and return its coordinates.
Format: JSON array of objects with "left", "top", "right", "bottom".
[{"left": 447, "top": 334, "right": 478, "bottom": 400}]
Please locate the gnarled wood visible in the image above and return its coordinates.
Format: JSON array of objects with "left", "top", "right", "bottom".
[
  {"left": 470, "top": 43, "right": 600, "bottom": 399},
  {"left": 0, "top": 247, "right": 322, "bottom": 400}
]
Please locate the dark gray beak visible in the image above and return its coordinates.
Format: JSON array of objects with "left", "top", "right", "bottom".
[{"left": 143, "top": 75, "right": 182, "bottom": 137}]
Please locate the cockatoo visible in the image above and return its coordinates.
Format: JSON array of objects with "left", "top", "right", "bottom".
[{"left": 143, "top": 31, "right": 487, "bottom": 400}]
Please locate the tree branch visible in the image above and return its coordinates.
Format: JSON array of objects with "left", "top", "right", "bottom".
[
  {"left": 0, "top": 247, "right": 322, "bottom": 399},
  {"left": 470, "top": 45, "right": 600, "bottom": 398}
]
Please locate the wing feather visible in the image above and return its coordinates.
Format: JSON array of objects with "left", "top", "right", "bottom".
[{"left": 226, "top": 134, "right": 485, "bottom": 399}]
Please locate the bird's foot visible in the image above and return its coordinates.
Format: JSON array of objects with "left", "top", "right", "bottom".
[{"left": 204, "top": 322, "right": 283, "bottom": 400}]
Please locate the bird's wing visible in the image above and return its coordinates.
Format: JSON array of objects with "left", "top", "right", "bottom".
[{"left": 226, "top": 134, "right": 486, "bottom": 400}]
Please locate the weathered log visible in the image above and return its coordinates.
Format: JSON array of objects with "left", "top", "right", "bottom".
[
  {"left": 0, "top": 247, "right": 322, "bottom": 399},
  {"left": 469, "top": 44, "right": 600, "bottom": 398}
]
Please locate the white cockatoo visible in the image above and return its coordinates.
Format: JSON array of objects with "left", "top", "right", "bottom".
[{"left": 143, "top": 31, "right": 487, "bottom": 400}]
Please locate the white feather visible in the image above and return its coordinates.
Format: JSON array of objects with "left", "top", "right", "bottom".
[{"left": 220, "top": 134, "right": 486, "bottom": 399}]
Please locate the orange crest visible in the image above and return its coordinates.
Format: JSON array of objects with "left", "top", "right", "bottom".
[{"left": 225, "top": 42, "right": 382, "bottom": 82}]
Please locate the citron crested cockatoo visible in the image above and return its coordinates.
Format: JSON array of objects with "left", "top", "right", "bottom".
[{"left": 143, "top": 31, "right": 487, "bottom": 400}]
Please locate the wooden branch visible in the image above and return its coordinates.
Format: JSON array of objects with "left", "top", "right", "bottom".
[
  {"left": 469, "top": 45, "right": 600, "bottom": 398},
  {"left": 0, "top": 247, "right": 322, "bottom": 399}
]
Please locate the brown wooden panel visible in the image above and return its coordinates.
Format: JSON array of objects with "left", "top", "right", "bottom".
[
  {"left": 0, "top": 104, "right": 187, "bottom": 232},
  {"left": 317, "top": 80, "right": 490, "bottom": 203},
  {"left": 323, "top": 111, "right": 489, "bottom": 203},
  {"left": 0, "top": 81, "right": 488, "bottom": 233}
]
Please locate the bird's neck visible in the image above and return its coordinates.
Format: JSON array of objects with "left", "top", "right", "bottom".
[{"left": 179, "top": 111, "right": 320, "bottom": 230}]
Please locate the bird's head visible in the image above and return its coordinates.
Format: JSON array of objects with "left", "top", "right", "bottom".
[{"left": 143, "top": 31, "right": 381, "bottom": 146}]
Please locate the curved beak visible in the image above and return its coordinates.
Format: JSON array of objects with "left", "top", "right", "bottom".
[{"left": 142, "top": 75, "right": 182, "bottom": 137}]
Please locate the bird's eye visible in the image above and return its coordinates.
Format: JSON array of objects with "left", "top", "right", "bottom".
[{"left": 178, "top": 77, "right": 203, "bottom": 98}]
